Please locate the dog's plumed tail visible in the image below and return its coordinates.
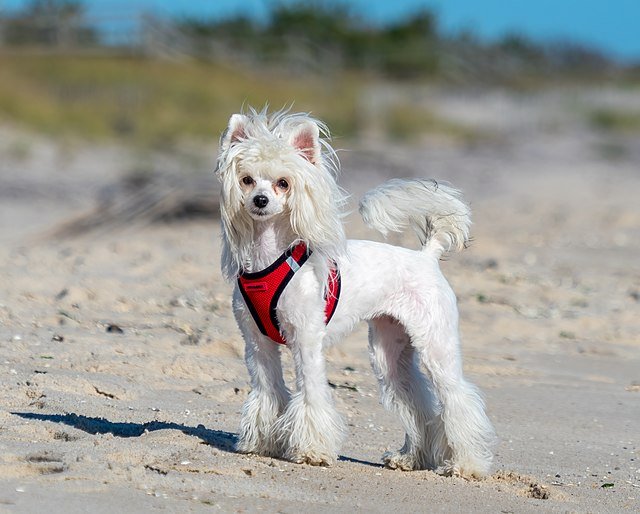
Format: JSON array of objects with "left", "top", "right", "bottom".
[{"left": 359, "top": 178, "right": 471, "bottom": 256}]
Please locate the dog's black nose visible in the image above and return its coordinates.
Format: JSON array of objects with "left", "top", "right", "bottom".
[{"left": 253, "top": 195, "right": 269, "bottom": 208}]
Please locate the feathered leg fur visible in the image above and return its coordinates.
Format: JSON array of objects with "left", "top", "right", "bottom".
[
  {"left": 271, "top": 322, "right": 346, "bottom": 466},
  {"left": 368, "top": 315, "right": 450, "bottom": 471},
  {"left": 234, "top": 292, "right": 290, "bottom": 457},
  {"left": 395, "top": 295, "right": 496, "bottom": 478}
]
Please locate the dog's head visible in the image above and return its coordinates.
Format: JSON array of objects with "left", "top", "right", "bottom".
[{"left": 215, "top": 109, "right": 347, "bottom": 279}]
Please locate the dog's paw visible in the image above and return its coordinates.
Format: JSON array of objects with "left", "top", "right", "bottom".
[
  {"left": 383, "top": 450, "right": 417, "bottom": 471},
  {"left": 235, "top": 436, "right": 265, "bottom": 456},
  {"left": 235, "top": 439, "right": 258, "bottom": 455},
  {"left": 440, "top": 459, "right": 489, "bottom": 479},
  {"left": 290, "top": 450, "right": 334, "bottom": 467},
  {"left": 235, "top": 434, "right": 282, "bottom": 458}
]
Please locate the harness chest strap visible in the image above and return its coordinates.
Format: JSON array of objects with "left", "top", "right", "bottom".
[{"left": 237, "top": 242, "right": 341, "bottom": 345}]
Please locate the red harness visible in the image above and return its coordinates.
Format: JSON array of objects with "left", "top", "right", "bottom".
[{"left": 237, "top": 242, "right": 341, "bottom": 345}]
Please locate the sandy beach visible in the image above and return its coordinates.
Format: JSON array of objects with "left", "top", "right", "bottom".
[{"left": 1, "top": 89, "right": 639, "bottom": 512}]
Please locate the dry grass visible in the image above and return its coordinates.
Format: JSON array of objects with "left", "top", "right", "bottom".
[
  {"left": 0, "top": 53, "right": 491, "bottom": 147},
  {"left": 0, "top": 53, "right": 361, "bottom": 147},
  {"left": 589, "top": 107, "right": 640, "bottom": 133},
  {"left": 386, "top": 103, "right": 478, "bottom": 142}
]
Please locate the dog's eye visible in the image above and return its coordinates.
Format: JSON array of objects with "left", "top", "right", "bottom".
[
  {"left": 241, "top": 176, "right": 254, "bottom": 186},
  {"left": 276, "top": 179, "right": 289, "bottom": 190}
]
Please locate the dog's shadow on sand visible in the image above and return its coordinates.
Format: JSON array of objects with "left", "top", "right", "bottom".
[
  {"left": 12, "top": 411, "right": 237, "bottom": 452},
  {"left": 12, "top": 411, "right": 383, "bottom": 468}
]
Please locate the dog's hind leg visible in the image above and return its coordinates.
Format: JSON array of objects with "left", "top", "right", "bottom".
[
  {"left": 402, "top": 297, "right": 496, "bottom": 478},
  {"left": 368, "top": 315, "right": 449, "bottom": 471},
  {"left": 236, "top": 332, "right": 290, "bottom": 457}
]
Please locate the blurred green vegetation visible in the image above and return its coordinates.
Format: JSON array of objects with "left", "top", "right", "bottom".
[
  {"left": 181, "top": 5, "right": 439, "bottom": 79},
  {"left": 0, "top": 54, "right": 477, "bottom": 147},
  {"left": 385, "top": 104, "right": 477, "bottom": 142},
  {"left": 589, "top": 108, "right": 640, "bottom": 133},
  {"left": 0, "top": 54, "right": 363, "bottom": 146},
  {"left": 177, "top": 2, "right": 629, "bottom": 83}
]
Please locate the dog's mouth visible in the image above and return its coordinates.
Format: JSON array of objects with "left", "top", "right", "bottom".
[{"left": 247, "top": 207, "right": 276, "bottom": 220}]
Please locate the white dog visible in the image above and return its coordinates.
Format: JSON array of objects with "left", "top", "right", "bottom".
[{"left": 215, "top": 109, "right": 495, "bottom": 477}]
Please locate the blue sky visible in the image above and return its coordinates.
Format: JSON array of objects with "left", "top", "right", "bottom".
[{"left": 4, "top": 0, "right": 640, "bottom": 61}]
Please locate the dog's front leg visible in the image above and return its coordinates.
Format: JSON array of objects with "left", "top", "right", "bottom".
[
  {"left": 273, "top": 327, "right": 346, "bottom": 466},
  {"left": 236, "top": 328, "right": 290, "bottom": 457}
]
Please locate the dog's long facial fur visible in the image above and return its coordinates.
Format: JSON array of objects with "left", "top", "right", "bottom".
[
  {"left": 216, "top": 109, "right": 347, "bottom": 281},
  {"left": 216, "top": 108, "right": 496, "bottom": 478}
]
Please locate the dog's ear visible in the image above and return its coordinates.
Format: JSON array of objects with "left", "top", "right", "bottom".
[
  {"left": 289, "top": 120, "right": 321, "bottom": 165},
  {"left": 220, "top": 114, "right": 248, "bottom": 151}
]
